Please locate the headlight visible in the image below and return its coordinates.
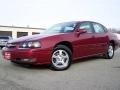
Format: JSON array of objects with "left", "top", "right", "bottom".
[
  {"left": 22, "top": 43, "right": 27, "bottom": 48},
  {"left": 33, "top": 42, "right": 41, "bottom": 48},
  {"left": 28, "top": 42, "right": 32, "bottom": 48},
  {"left": 20, "top": 41, "right": 41, "bottom": 48}
]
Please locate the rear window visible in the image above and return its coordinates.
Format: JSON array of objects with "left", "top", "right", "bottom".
[{"left": 0, "top": 37, "right": 9, "bottom": 39}]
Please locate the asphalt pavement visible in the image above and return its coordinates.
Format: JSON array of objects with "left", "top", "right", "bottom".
[{"left": 0, "top": 49, "right": 120, "bottom": 90}]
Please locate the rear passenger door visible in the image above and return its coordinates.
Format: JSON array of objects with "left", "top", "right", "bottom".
[{"left": 92, "top": 22, "right": 108, "bottom": 54}]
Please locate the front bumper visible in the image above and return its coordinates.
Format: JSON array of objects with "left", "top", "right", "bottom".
[{"left": 2, "top": 48, "right": 52, "bottom": 65}]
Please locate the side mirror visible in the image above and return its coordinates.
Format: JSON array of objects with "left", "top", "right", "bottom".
[
  {"left": 77, "top": 29, "right": 87, "bottom": 34},
  {"left": 76, "top": 29, "right": 87, "bottom": 36}
]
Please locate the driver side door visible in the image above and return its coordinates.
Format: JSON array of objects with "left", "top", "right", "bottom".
[{"left": 74, "top": 22, "right": 96, "bottom": 58}]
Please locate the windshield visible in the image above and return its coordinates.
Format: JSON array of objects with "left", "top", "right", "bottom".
[{"left": 41, "top": 22, "right": 77, "bottom": 34}]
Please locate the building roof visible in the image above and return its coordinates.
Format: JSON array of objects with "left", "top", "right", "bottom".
[{"left": 0, "top": 25, "right": 45, "bottom": 30}]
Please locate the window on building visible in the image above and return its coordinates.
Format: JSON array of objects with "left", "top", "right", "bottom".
[
  {"left": 32, "top": 32, "right": 40, "bottom": 35},
  {"left": 0, "top": 31, "right": 12, "bottom": 37},
  {"left": 17, "top": 32, "right": 28, "bottom": 38}
]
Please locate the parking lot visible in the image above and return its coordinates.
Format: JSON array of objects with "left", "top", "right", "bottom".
[{"left": 0, "top": 49, "right": 120, "bottom": 90}]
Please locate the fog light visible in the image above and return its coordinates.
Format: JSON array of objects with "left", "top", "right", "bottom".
[
  {"left": 22, "top": 59, "right": 30, "bottom": 62},
  {"left": 22, "top": 58, "right": 36, "bottom": 62}
]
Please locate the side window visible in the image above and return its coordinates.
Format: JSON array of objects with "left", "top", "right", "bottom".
[
  {"left": 64, "top": 23, "right": 76, "bottom": 32},
  {"left": 93, "top": 23, "right": 105, "bottom": 33},
  {"left": 79, "top": 22, "right": 93, "bottom": 33}
]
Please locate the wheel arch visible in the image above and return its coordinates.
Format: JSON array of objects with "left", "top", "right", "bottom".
[
  {"left": 54, "top": 41, "right": 73, "bottom": 53},
  {"left": 109, "top": 40, "right": 115, "bottom": 49}
]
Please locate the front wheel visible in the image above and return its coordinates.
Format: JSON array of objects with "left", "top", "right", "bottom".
[
  {"left": 104, "top": 43, "right": 114, "bottom": 59},
  {"left": 51, "top": 45, "right": 72, "bottom": 71}
]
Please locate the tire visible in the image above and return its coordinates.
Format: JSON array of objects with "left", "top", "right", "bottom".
[
  {"left": 51, "top": 45, "right": 72, "bottom": 71},
  {"left": 104, "top": 43, "right": 114, "bottom": 59}
]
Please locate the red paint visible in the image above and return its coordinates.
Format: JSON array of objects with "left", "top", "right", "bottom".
[{"left": 2, "top": 21, "right": 119, "bottom": 65}]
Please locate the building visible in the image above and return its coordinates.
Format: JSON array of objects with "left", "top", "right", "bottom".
[{"left": 0, "top": 25, "right": 45, "bottom": 38}]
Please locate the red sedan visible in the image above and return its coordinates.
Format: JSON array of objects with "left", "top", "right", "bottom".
[{"left": 2, "top": 21, "right": 119, "bottom": 70}]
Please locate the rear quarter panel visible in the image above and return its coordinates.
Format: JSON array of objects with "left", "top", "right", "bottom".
[{"left": 108, "top": 32, "right": 119, "bottom": 50}]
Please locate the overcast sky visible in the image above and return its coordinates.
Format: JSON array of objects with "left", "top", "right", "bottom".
[{"left": 0, "top": 0, "right": 120, "bottom": 28}]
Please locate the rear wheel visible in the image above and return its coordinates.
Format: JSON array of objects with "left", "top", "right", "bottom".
[
  {"left": 104, "top": 43, "right": 114, "bottom": 59},
  {"left": 51, "top": 45, "right": 72, "bottom": 71}
]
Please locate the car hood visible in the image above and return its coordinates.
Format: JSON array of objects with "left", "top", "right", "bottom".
[{"left": 8, "top": 33, "right": 63, "bottom": 43}]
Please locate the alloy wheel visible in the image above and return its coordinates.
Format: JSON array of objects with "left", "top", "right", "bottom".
[
  {"left": 52, "top": 49, "right": 70, "bottom": 69},
  {"left": 108, "top": 45, "right": 114, "bottom": 57}
]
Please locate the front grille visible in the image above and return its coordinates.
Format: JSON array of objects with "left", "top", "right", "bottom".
[{"left": 6, "top": 43, "right": 16, "bottom": 48}]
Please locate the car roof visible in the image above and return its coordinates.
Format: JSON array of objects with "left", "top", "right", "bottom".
[{"left": 61, "top": 21, "right": 101, "bottom": 24}]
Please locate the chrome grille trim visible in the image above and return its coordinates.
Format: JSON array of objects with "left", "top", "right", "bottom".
[{"left": 6, "top": 43, "right": 16, "bottom": 48}]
